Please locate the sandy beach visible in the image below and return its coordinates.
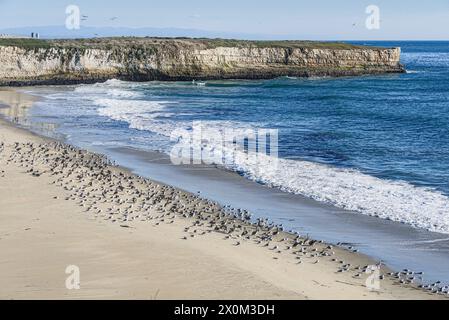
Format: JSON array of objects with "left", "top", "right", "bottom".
[{"left": 0, "top": 89, "right": 444, "bottom": 300}]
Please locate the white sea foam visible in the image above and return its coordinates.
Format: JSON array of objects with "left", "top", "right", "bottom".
[
  {"left": 95, "top": 98, "right": 176, "bottom": 136},
  {"left": 75, "top": 80, "right": 143, "bottom": 99},
  {"left": 228, "top": 152, "right": 449, "bottom": 234},
  {"left": 406, "top": 70, "right": 422, "bottom": 74},
  {"left": 84, "top": 80, "right": 449, "bottom": 234}
]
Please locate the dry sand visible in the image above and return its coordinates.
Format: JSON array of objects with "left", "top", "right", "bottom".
[{"left": 0, "top": 89, "right": 443, "bottom": 300}]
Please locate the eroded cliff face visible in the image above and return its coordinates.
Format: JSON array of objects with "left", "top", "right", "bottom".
[{"left": 0, "top": 39, "right": 404, "bottom": 86}]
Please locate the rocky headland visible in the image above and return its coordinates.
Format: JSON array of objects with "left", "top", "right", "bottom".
[{"left": 0, "top": 38, "right": 404, "bottom": 86}]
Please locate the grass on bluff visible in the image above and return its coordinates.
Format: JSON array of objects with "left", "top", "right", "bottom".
[
  {"left": 196, "top": 39, "right": 375, "bottom": 50},
  {"left": 0, "top": 38, "right": 51, "bottom": 49},
  {"left": 51, "top": 37, "right": 378, "bottom": 50},
  {"left": 0, "top": 37, "right": 383, "bottom": 51}
]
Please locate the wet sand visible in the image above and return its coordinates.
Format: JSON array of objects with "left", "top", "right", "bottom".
[{"left": 0, "top": 88, "right": 446, "bottom": 300}]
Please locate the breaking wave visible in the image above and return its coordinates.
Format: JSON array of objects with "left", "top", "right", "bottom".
[{"left": 90, "top": 80, "right": 449, "bottom": 234}]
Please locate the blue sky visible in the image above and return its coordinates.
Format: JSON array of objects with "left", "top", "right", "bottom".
[{"left": 0, "top": 0, "right": 448, "bottom": 40}]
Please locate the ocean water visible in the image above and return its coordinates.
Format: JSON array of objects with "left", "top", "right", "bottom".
[{"left": 22, "top": 41, "right": 449, "bottom": 235}]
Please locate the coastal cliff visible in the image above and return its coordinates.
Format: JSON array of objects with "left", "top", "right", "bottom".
[{"left": 0, "top": 38, "right": 404, "bottom": 86}]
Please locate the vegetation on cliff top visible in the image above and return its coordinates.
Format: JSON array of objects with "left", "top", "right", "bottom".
[
  {"left": 0, "top": 38, "right": 51, "bottom": 49},
  {"left": 0, "top": 37, "right": 385, "bottom": 51}
]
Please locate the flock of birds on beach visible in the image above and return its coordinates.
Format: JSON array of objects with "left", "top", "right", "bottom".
[{"left": 0, "top": 140, "right": 448, "bottom": 298}]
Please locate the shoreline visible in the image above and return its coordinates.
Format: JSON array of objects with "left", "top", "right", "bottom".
[
  {"left": 0, "top": 88, "right": 446, "bottom": 299},
  {"left": 102, "top": 144, "right": 449, "bottom": 284},
  {"left": 0, "top": 70, "right": 407, "bottom": 88}
]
